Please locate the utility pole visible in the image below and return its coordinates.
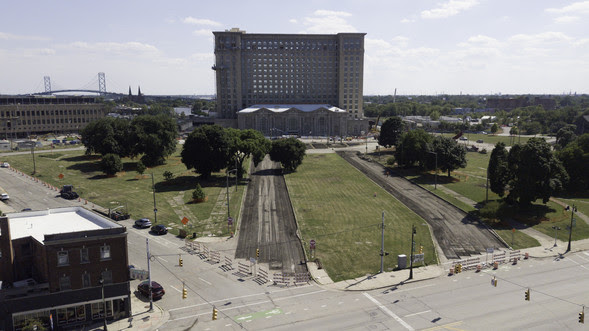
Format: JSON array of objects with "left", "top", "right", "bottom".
[
  {"left": 146, "top": 238, "right": 153, "bottom": 312},
  {"left": 151, "top": 173, "right": 157, "bottom": 224},
  {"left": 380, "top": 211, "right": 385, "bottom": 273},
  {"left": 409, "top": 225, "right": 416, "bottom": 280}
]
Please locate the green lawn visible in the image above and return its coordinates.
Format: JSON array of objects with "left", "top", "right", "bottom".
[
  {"left": 285, "top": 153, "right": 435, "bottom": 282},
  {"left": 439, "top": 133, "right": 532, "bottom": 146},
  {"left": 3, "top": 147, "right": 247, "bottom": 237}
]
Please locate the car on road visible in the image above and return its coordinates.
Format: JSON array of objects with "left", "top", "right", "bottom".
[
  {"left": 150, "top": 224, "right": 168, "bottom": 235},
  {"left": 1, "top": 162, "right": 9, "bottom": 168},
  {"left": 459, "top": 136, "right": 468, "bottom": 141},
  {"left": 1, "top": 193, "right": 9, "bottom": 201},
  {"left": 135, "top": 218, "right": 152, "bottom": 228},
  {"left": 137, "top": 281, "right": 165, "bottom": 300},
  {"left": 476, "top": 139, "right": 484, "bottom": 143}
]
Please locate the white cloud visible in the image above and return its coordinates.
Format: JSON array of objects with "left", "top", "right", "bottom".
[
  {"left": 509, "top": 31, "right": 572, "bottom": 45},
  {"left": 301, "top": 9, "right": 357, "bottom": 33},
  {"left": 21, "top": 48, "right": 56, "bottom": 58},
  {"left": 554, "top": 15, "right": 580, "bottom": 23},
  {"left": 0, "top": 32, "right": 50, "bottom": 41},
  {"left": 391, "top": 36, "right": 410, "bottom": 47},
  {"left": 289, "top": 19, "right": 298, "bottom": 24},
  {"left": 182, "top": 17, "right": 222, "bottom": 26},
  {"left": 421, "top": 0, "right": 479, "bottom": 19},
  {"left": 193, "top": 29, "right": 212, "bottom": 37},
  {"left": 546, "top": 1, "right": 589, "bottom": 14},
  {"left": 459, "top": 34, "right": 502, "bottom": 48},
  {"left": 400, "top": 18, "right": 415, "bottom": 23},
  {"left": 62, "top": 41, "right": 160, "bottom": 56}
]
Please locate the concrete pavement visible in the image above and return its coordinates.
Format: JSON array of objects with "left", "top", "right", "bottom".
[{"left": 86, "top": 294, "right": 169, "bottom": 331}]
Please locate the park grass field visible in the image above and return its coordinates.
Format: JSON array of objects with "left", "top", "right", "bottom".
[
  {"left": 3, "top": 147, "right": 246, "bottom": 237},
  {"left": 285, "top": 153, "right": 436, "bottom": 282}
]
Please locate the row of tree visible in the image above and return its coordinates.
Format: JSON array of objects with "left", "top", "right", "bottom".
[{"left": 180, "top": 125, "right": 306, "bottom": 178}]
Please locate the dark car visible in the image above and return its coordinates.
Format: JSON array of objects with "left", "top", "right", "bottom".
[
  {"left": 135, "top": 218, "right": 152, "bottom": 228},
  {"left": 137, "top": 281, "right": 165, "bottom": 300},
  {"left": 151, "top": 224, "right": 168, "bottom": 235}
]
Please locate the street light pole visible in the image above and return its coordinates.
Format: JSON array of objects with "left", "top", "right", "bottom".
[
  {"left": 226, "top": 169, "right": 237, "bottom": 222},
  {"left": 552, "top": 226, "right": 560, "bottom": 247},
  {"left": 146, "top": 238, "right": 153, "bottom": 312},
  {"left": 409, "top": 224, "right": 416, "bottom": 280},
  {"left": 566, "top": 205, "right": 577, "bottom": 252},
  {"left": 428, "top": 151, "right": 438, "bottom": 190},
  {"left": 99, "top": 277, "right": 107, "bottom": 330}
]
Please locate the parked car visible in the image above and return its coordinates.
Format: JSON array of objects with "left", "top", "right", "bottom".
[
  {"left": 459, "top": 136, "right": 468, "bottom": 141},
  {"left": 1, "top": 193, "right": 9, "bottom": 200},
  {"left": 1, "top": 162, "right": 9, "bottom": 168},
  {"left": 151, "top": 224, "right": 168, "bottom": 235},
  {"left": 476, "top": 139, "right": 484, "bottom": 143},
  {"left": 137, "top": 281, "right": 165, "bottom": 300},
  {"left": 135, "top": 218, "right": 152, "bottom": 228}
]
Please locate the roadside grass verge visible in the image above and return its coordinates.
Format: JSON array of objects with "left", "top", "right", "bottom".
[
  {"left": 4, "top": 147, "right": 247, "bottom": 237},
  {"left": 285, "top": 153, "right": 435, "bottom": 282}
]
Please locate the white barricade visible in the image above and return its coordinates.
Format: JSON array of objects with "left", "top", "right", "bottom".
[
  {"left": 493, "top": 251, "right": 507, "bottom": 264},
  {"left": 509, "top": 250, "right": 521, "bottom": 262},
  {"left": 210, "top": 250, "right": 221, "bottom": 263},
  {"left": 256, "top": 268, "right": 269, "bottom": 284},
  {"left": 273, "top": 273, "right": 289, "bottom": 286},
  {"left": 238, "top": 261, "right": 251, "bottom": 275},
  {"left": 223, "top": 256, "right": 233, "bottom": 270},
  {"left": 463, "top": 257, "right": 481, "bottom": 270},
  {"left": 293, "top": 272, "right": 310, "bottom": 285},
  {"left": 202, "top": 245, "right": 209, "bottom": 259}
]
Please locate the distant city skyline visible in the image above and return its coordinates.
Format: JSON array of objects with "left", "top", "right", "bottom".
[{"left": 1, "top": 0, "right": 588, "bottom": 96}]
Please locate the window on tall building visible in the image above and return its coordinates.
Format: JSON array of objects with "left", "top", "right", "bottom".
[
  {"left": 58, "top": 250, "right": 69, "bottom": 266},
  {"left": 82, "top": 273, "right": 91, "bottom": 287},
  {"left": 59, "top": 275, "right": 71, "bottom": 291},
  {"left": 101, "top": 270, "right": 113, "bottom": 284},
  {"left": 80, "top": 247, "right": 89, "bottom": 263},
  {"left": 100, "top": 245, "right": 110, "bottom": 260}
]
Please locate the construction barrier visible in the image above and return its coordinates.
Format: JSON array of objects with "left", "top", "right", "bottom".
[
  {"left": 273, "top": 273, "right": 290, "bottom": 286},
  {"left": 492, "top": 251, "right": 507, "bottom": 265},
  {"left": 293, "top": 272, "right": 310, "bottom": 285},
  {"left": 202, "top": 245, "right": 210, "bottom": 259},
  {"left": 462, "top": 257, "right": 481, "bottom": 270},
  {"left": 223, "top": 256, "right": 233, "bottom": 270},
  {"left": 238, "top": 261, "right": 251, "bottom": 275},
  {"left": 256, "top": 268, "right": 269, "bottom": 284},
  {"left": 524, "top": 252, "right": 529, "bottom": 259},
  {"left": 476, "top": 264, "right": 482, "bottom": 272},
  {"left": 449, "top": 267, "right": 454, "bottom": 275},
  {"left": 493, "top": 261, "right": 499, "bottom": 269},
  {"left": 210, "top": 251, "right": 221, "bottom": 263},
  {"left": 509, "top": 250, "right": 521, "bottom": 263}
]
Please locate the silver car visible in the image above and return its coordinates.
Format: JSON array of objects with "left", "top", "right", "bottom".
[{"left": 135, "top": 218, "right": 152, "bottom": 228}]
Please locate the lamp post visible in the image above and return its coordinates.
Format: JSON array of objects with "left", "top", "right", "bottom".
[
  {"left": 98, "top": 277, "right": 107, "bottom": 330},
  {"left": 428, "top": 151, "right": 438, "bottom": 190},
  {"left": 566, "top": 205, "right": 577, "bottom": 252},
  {"left": 226, "top": 168, "right": 237, "bottom": 221},
  {"left": 552, "top": 226, "right": 561, "bottom": 247},
  {"left": 409, "top": 224, "right": 416, "bottom": 280}
]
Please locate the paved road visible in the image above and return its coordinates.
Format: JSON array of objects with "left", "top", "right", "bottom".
[
  {"left": 235, "top": 156, "right": 307, "bottom": 274},
  {"left": 338, "top": 151, "right": 506, "bottom": 261}
]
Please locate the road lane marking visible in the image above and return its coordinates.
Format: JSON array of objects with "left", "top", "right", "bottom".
[
  {"left": 404, "top": 310, "right": 431, "bottom": 317},
  {"left": 169, "top": 285, "right": 182, "bottom": 293},
  {"left": 158, "top": 257, "right": 168, "bottom": 262},
  {"left": 421, "top": 321, "right": 464, "bottom": 331},
  {"left": 363, "top": 292, "right": 414, "bottom": 331},
  {"left": 565, "top": 255, "right": 589, "bottom": 270},
  {"left": 167, "top": 285, "right": 316, "bottom": 312},
  {"left": 199, "top": 277, "right": 212, "bottom": 285}
]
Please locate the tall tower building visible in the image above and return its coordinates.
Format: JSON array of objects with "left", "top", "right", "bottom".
[{"left": 213, "top": 28, "right": 365, "bottom": 119}]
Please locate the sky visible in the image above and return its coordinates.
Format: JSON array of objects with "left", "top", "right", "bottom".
[{"left": 1, "top": 0, "right": 588, "bottom": 96}]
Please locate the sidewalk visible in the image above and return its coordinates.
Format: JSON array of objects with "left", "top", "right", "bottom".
[{"left": 86, "top": 295, "right": 169, "bottom": 331}]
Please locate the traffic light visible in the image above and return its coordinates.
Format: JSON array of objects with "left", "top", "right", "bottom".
[
  {"left": 525, "top": 289, "right": 530, "bottom": 301},
  {"left": 256, "top": 248, "right": 260, "bottom": 258},
  {"left": 182, "top": 286, "right": 187, "bottom": 299},
  {"left": 419, "top": 245, "right": 423, "bottom": 254},
  {"left": 579, "top": 311, "right": 585, "bottom": 324},
  {"left": 179, "top": 257, "right": 183, "bottom": 267},
  {"left": 212, "top": 307, "right": 218, "bottom": 320},
  {"left": 454, "top": 264, "right": 462, "bottom": 273}
]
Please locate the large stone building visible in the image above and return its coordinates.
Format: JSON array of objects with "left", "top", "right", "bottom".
[
  {"left": 213, "top": 28, "right": 367, "bottom": 134},
  {"left": 0, "top": 96, "right": 108, "bottom": 138},
  {"left": 0, "top": 207, "right": 131, "bottom": 330}
]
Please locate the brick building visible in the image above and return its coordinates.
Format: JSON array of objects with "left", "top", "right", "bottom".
[{"left": 0, "top": 207, "right": 130, "bottom": 330}]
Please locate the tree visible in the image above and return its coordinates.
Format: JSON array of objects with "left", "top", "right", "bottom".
[
  {"left": 557, "top": 133, "right": 589, "bottom": 190},
  {"left": 555, "top": 124, "right": 577, "bottom": 150},
  {"left": 506, "top": 138, "right": 569, "bottom": 206},
  {"left": 163, "top": 171, "right": 174, "bottom": 181},
  {"left": 226, "top": 128, "right": 271, "bottom": 178},
  {"left": 490, "top": 123, "right": 499, "bottom": 134},
  {"left": 427, "top": 136, "right": 467, "bottom": 177},
  {"left": 269, "top": 137, "right": 306, "bottom": 172},
  {"left": 100, "top": 153, "right": 123, "bottom": 176},
  {"left": 136, "top": 161, "right": 146, "bottom": 176},
  {"left": 192, "top": 184, "right": 206, "bottom": 201},
  {"left": 80, "top": 117, "right": 133, "bottom": 156},
  {"left": 131, "top": 114, "right": 178, "bottom": 166},
  {"left": 378, "top": 116, "right": 404, "bottom": 148},
  {"left": 488, "top": 142, "right": 509, "bottom": 197},
  {"left": 394, "top": 129, "right": 432, "bottom": 168},
  {"left": 181, "top": 125, "right": 230, "bottom": 178}
]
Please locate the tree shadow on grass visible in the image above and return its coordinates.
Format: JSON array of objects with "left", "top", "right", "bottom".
[
  {"left": 472, "top": 200, "right": 557, "bottom": 228},
  {"left": 66, "top": 161, "right": 101, "bottom": 173},
  {"left": 62, "top": 154, "right": 101, "bottom": 162},
  {"left": 153, "top": 174, "right": 234, "bottom": 192}
]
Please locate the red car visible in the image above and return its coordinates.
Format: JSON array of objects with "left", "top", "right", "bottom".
[{"left": 137, "top": 281, "right": 165, "bottom": 300}]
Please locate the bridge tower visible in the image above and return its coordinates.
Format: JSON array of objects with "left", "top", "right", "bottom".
[
  {"left": 98, "top": 72, "right": 106, "bottom": 95},
  {"left": 43, "top": 76, "right": 52, "bottom": 93}
]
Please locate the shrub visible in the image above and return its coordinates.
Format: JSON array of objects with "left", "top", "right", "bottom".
[
  {"left": 136, "top": 161, "right": 146, "bottom": 175},
  {"left": 192, "top": 184, "right": 206, "bottom": 201},
  {"left": 163, "top": 171, "right": 174, "bottom": 181},
  {"left": 100, "top": 153, "right": 122, "bottom": 176},
  {"left": 386, "top": 156, "right": 396, "bottom": 166}
]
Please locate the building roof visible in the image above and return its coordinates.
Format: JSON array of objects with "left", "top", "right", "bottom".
[
  {"left": 238, "top": 104, "right": 347, "bottom": 114},
  {"left": 4, "top": 207, "right": 123, "bottom": 243}
]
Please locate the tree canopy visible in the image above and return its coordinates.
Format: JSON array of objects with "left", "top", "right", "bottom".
[
  {"left": 378, "top": 116, "right": 404, "bottom": 148},
  {"left": 269, "top": 138, "right": 306, "bottom": 172},
  {"left": 427, "top": 136, "right": 467, "bottom": 177},
  {"left": 131, "top": 114, "right": 178, "bottom": 166},
  {"left": 80, "top": 117, "right": 133, "bottom": 156},
  {"left": 488, "top": 142, "right": 509, "bottom": 197},
  {"left": 394, "top": 129, "right": 432, "bottom": 168},
  {"left": 181, "top": 125, "right": 231, "bottom": 178},
  {"left": 557, "top": 133, "right": 589, "bottom": 191},
  {"left": 226, "top": 128, "right": 271, "bottom": 178}
]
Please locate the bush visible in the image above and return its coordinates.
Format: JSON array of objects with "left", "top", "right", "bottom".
[
  {"left": 100, "top": 153, "right": 122, "bottom": 176},
  {"left": 136, "top": 161, "right": 146, "bottom": 175},
  {"left": 163, "top": 171, "right": 174, "bottom": 181},
  {"left": 386, "top": 156, "right": 396, "bottom": 166},
  {"left": 192, "top": 184, "right": 206, "bottom": 201}
]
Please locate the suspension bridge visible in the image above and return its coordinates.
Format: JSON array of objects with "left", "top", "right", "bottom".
[{"left": 29, "top": 72, "right": 126, "bottom": 98}]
